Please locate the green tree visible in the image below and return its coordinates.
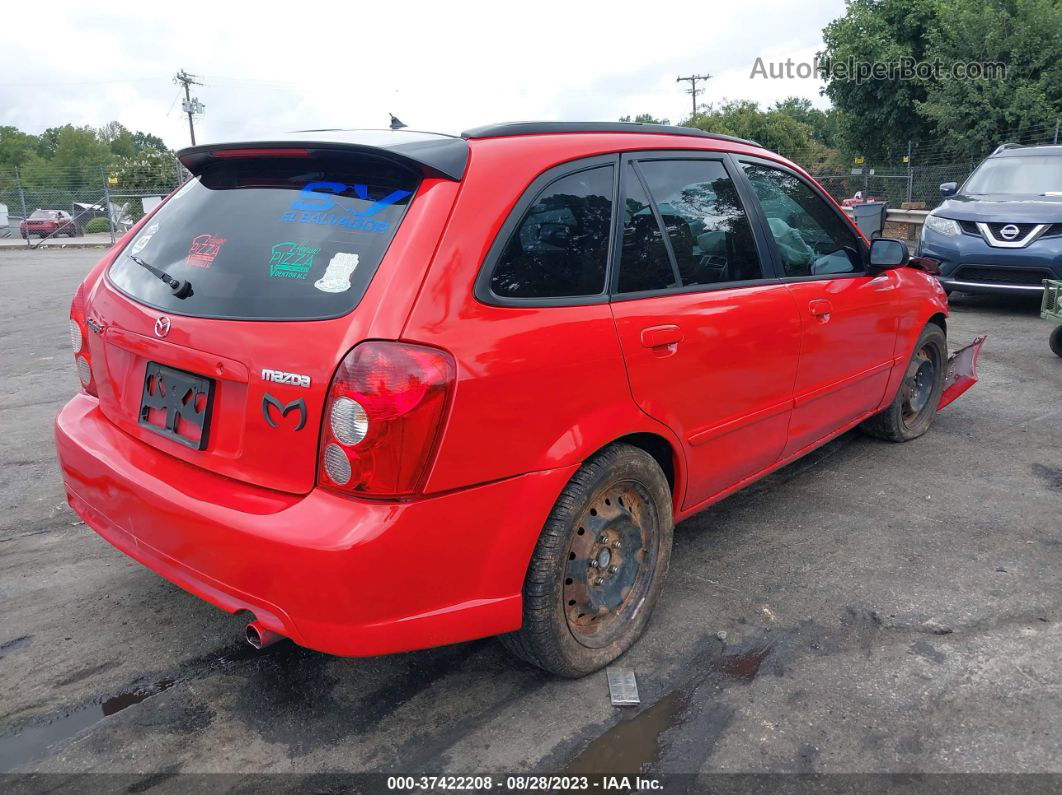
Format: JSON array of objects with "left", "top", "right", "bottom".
[
  {"left": 819, "top": 0, "right": 1062, "bottom": 161},
  {"left": 618, "top": 113, "right": 672, "bottom": 125},
  {"left": 917, "top": 0, "right": 1062, "bottom": 159},
  {"left": 0, "top": 126, "right": 39, "bottom": 169},
  {"left": 98, "top": 121, "right": 138, "bottom": 158},
  {"left": 684, "top": 100, "right": 817, "bottom": 164},
  {"left": 819, "top": 0, "right": 938, "bottom": 160},
  {"left": 771, "top": 98, "right": 842, "bottom": 150},
  {"left": 109, "top": 149, "right": 180, "bottom": 222},
  {"left": 131, "top": 130, "right": 168, "bottom": 153}
]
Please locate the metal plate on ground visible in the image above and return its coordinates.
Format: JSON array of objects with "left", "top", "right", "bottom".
[{"left": 607, "top": 668, "right": 640, "bottom": 706}]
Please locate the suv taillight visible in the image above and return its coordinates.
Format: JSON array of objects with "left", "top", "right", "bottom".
[
  {"left": 319, "top": 341, "right": 454, "bottom": 498},
  {"left": 69, "top": 283, "right": 98, "bottom": 397}
]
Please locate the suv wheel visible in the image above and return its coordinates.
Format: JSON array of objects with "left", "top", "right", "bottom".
[
  {"left": 861, "top": 324, "right": 947, "bottom": 442},
  {"left": 501, "top": 443, "right": 673, "bottom": 677}
]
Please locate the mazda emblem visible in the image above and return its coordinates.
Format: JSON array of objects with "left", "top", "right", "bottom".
[
  {"left": 262, "top": 394, "right": 307, "bottom": 431},
  {"left": 154, "top": 316, "right": 171, "bottom": 338},
  {"left": 999, "top": 224, "right": 1020, "bottom": 240}
]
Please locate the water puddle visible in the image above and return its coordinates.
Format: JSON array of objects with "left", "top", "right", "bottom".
[
  {"left": 563, "top": 636, "right": 779, "bottom": 775},
  {"left": 0, "top": 641, "right": 264, "bottom": 772},
  {"left": 0, "top": 679, "right": 175, "bottom": 772}
]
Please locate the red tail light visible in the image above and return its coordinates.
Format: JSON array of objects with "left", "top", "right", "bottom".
[
  {"left": 319, "top": 341, "right": 454, "bottom": 498},
  {"left": 69, "top": 283, "right": 98, "bottom": 397}
]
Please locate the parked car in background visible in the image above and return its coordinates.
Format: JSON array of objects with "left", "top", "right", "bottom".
[
  {"left": 918, "top": 143, "right": 1062, "bottom": 295},
  {"left": 56, "top": 123, "right": 982, "bottom": 677},
  {"left": 20, "top": 209, "right": 81, "bottom": 238}
]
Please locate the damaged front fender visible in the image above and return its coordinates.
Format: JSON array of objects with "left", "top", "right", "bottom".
[{"left": 938, "top": 335, "right": 987, "bottom": 410}]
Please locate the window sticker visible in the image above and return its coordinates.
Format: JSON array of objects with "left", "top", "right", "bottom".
[
  {"left": 314, "top": 252, "right": 359, "bottom": 293},
  {"left": 269, "top": 241, "right": 321, "bottom": 280},
  {"left": 131, "top": 222, "right": 160, "bottom": 255},
  {"left": 187, "top": 233, "right": 227, "bottom": 268},
  {"left": 279, "top": 182, "right": 411, "bottom": 236}
]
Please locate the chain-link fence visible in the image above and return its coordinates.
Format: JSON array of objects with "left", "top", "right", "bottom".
[
  {"left": 0, "top": 156, "right": 186, "bottom": 248},
  {"left": 801, "top": 120, "right": 1061, "bottom": 209}
]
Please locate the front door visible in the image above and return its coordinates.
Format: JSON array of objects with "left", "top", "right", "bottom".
[
  {"left": 736, "top": 160, "right": 900, "bottom": 455},
  {"left": 608, "top": 156, "right": 802, "bottom": 510}
]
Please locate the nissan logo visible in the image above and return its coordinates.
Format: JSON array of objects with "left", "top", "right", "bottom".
[
  {"left": 999, "top": 224, "right": 1021, "bottom": 240},
  {"left": 154, "top": 316, "right": 171, "bottom": 338}
]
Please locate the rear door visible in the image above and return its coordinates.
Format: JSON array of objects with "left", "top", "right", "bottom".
[
  {"left": 736, "top": 159, "right": 900, "bottom": 455},
  {"left": 608, "top": 155, "right": 802, "bottom": 509},
  {"left": 84, "top": 149, "right": 431, "bottom": 494}
]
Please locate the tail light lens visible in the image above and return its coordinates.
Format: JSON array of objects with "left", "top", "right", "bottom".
[
  {"left": 319, "top": 341, "right": 454, "bottom": 498},
  {"left": 69, "top": 283, "right": 98, "bottom": 397}
]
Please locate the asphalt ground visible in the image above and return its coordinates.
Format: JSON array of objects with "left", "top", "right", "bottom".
[{"left": 1, "top": 248, "right": 1060, "bottom": 789}]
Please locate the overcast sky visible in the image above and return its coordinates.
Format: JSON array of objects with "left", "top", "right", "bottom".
[{"left": 1, "top": 0, "right": 842, "bottom": 149}]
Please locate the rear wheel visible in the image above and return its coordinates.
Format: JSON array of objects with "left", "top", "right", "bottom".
[
  {"left": 1050, "top": 326, "right": 1062, "bottom": 358},
  {"left": 861, "top": 324, "right": 947, "bottom": 442},
  {"left": 500, "top": 444, "right": 673, "bottom": 677}
]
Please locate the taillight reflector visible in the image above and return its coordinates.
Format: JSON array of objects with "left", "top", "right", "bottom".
[{"left": 319, "top": 341, "right": 454, "bottom": 498}]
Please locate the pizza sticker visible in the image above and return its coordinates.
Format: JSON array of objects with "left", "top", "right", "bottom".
[
  {"left": 187, "top": 234, "right": 226, "bottom": 268},
  {"left": 269, "top": 241, "right": 320, "bottom": 280}
]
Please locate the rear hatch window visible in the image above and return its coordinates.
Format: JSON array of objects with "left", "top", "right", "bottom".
[{"left": 107, "top": 151, "right": 420, "bottom": 320}]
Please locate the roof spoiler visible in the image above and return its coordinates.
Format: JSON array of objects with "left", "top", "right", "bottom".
[{"left": 178, "top": 132, "right": 469, "bottom": 181}]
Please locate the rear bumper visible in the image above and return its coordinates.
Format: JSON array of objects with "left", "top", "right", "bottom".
[{"left": 55, "top": 394, "right": 575, "bottom": 656}]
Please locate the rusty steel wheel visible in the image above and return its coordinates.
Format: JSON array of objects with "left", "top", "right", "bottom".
[
  {"left": 861, "top": 323, "right": 946, "bottom": 443},
  {"left": 500, "top": 443, "right": 673, "bottom": 677},
  {"left": 899, "top": 341, "right": 940, "bottom": 429},
  {"left": 562, "top": 482, "right": 657, "bottom": 649}
]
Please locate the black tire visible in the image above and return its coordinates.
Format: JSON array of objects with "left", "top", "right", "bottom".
[
  {"left": 500, "top": 444, "right": 673, "bottom": 677},
  {"left": 1050, "top": 326, "right": 1062, "bottom": 358},
  {"left": 861, "top": 324, "right": 947, "bottom": 442}
]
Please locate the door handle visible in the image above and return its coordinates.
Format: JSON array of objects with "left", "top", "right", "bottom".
[
  {"left": 808, "top": 299, "right": 833, "bottom": 323},
  {"left": 640, "top": 324, "right": 683, "bottom": 349}
]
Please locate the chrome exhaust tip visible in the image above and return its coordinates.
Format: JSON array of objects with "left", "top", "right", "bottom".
[{"left": 245, "top": 620, "right": 282, "bottom": 650}]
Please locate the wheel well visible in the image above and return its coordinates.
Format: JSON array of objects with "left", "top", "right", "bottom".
[
  {"left": 609, "top": 433, "right": 676, "bottom": 495},
  {"left": 928, "top": 313, "right": 947, "bottom": 336}
]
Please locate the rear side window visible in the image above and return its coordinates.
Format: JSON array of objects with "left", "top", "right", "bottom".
[
  {"left": 489, "top": 166, "right": 614, "bottom": 298},
  {"left": 107, "top": 153, "right": 419, "bottom": 320},
  {"left": 618, "top": 165, "right": 676, "bottom": 293}
]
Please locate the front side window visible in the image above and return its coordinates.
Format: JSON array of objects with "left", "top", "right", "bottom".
[
  {"left": 741, "top": 163, "right": 861, "bottom": 278},
  {"left": 637, "top": 159, "right": 764, "bottom": 286},
  {"left": 490, "top": 166, "right": 614, "bottom": 299}
]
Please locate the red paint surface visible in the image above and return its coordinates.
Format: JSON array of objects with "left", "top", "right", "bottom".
[{"left": 55, "top": 132, "right": 968, "bottom": 656}]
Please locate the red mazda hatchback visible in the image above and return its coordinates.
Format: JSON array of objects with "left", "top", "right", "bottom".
[{"left": 55, "top": 122, "right": 983, "bottom": 676}]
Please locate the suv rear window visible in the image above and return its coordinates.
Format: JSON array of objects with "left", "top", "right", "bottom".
[{"left": 107, "top": 152, "right": 420, "bottom": 320}]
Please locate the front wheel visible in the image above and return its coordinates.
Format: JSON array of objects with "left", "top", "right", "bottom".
[
  {"left": 500, "top": 444, "right": 673, "bottom": 677},
  {"left": 861, "top": 324, "right": 947, "bottom": 442}
]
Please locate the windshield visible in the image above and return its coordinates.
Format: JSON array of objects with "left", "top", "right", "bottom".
[
  {"left": 963, "top": 155, "right": 1062, "bottom": 195},
  {"left": 30, "top": 210, "right": 59, "bottom": 219},
  {"left": 107, "top": 152, "right": 420, "bottom": 320}
]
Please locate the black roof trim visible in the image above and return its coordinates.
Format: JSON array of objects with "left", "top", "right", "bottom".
[
  {"left": 461, "top": 121, "right": 761, "bottom": 148},
  {"left": 178, "top": 130, "right": 469, "bottom": 180}
]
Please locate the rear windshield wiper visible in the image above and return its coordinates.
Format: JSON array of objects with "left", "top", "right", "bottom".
[{"left": 129, "top": 255, "right": 193, "bottom": 299}]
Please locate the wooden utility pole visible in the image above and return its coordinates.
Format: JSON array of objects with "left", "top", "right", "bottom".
[
  {"left": 676, "top": 73, "right": 711, "bottom": 119},
  {"left": 174, "top": 70, "right": 204, "bottom": 146}
]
